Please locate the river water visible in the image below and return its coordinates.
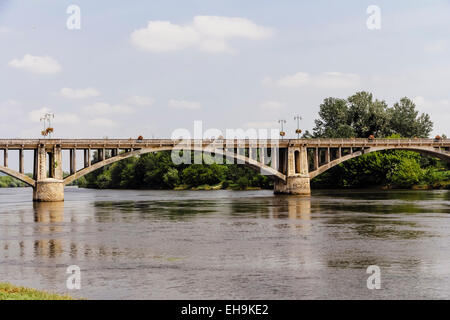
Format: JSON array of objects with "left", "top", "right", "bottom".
[{"left": 0, "top": 187, "right": 449, "bottom": 299}]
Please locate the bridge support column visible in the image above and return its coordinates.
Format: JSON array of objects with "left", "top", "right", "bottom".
[
  {"left": 274, "top": 146, "right": 311, "bottom": 195},
  {"left": 4, "top": 148, "right": 8, "bottom": 167},
  {"left": 19, "top": 149, "right": 24, "bottom": 174},
  {"left": 84, "top": 149, "right": 91, "bottom": 168},
  {"left": 33, "top": 145, "right": 64, "bottom": 202},
  {"left": 33, "top": 180, "right": 64, "bottom": 202}
]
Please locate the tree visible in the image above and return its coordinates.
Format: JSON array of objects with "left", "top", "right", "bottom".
[
  {"left": 237, "top": 176, "right": 249, "bottom": 189},
  {"left": 181, "top": 165, "right": 223, "bottom": 186},
  {"left": 347, "top": 92, "right": 390, "bottom": 138},
  {"left": 110, "top": 157, "right": 137, "bottom": 188},
  {"left": 389, "top": 97, "right": 433, "bottom": 138},
  {"left": 163, "top": 168, "right": 180, "bottom": 188},
  {"left": 387, "top": 157, "right": 423, "bottom": 187},
  {"left": 313, "top": 97, "right": 354, "bottom": 138}
]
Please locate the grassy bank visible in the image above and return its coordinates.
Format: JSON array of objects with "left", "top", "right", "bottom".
[{"left": 0, "top": 283, "right": 74, "bottom": 300}]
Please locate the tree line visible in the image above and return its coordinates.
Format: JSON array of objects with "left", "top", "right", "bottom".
[
  {"left": 306, "top": 92, "right": 449, "bottom": 189},
  {"left": 77, "top": 151, "right": 273, "bottom": 190}
]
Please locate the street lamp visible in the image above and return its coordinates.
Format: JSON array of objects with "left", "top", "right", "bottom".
[
  {"left": 278, "top": 119, "right": 286, "bottom": 140},
  {"left": 294, "top": 115, "right": 303, "bottom": 139},
  {"left": 40, "top": 112, "right": 55, "bottom": 138}
]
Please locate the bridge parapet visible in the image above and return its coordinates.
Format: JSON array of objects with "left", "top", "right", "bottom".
[{"left": 0, "top": 138, "right": 449, "bottom": 149}]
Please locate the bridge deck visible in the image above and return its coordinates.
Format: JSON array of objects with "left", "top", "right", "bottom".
[{"left": 0, "top": 138, "right": 449, "bottom": 149}]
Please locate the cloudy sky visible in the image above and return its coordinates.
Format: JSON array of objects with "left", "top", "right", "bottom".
[{"left": 0, "top": 0, "right": 449, "bottom": 140}]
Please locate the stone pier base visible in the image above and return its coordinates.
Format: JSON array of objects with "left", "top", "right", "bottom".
[
  {"left": 33, "top": 179, "right": 64, "bottom": 202},
  {"left": 274, "top": 176, "right": 311, "bottom": 195}
]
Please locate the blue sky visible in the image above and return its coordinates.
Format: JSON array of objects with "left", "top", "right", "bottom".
[{"left": 1, "top": 0, "right": 449, "bottom": 141}]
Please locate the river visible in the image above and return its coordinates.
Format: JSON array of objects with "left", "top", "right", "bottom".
[{"left": 0, "top": 187, "right": 449, "bottom": 299}]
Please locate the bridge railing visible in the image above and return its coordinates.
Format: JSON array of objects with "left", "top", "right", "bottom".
[{"left": 0, "top": 138, "right": 449, "bottom": 148}]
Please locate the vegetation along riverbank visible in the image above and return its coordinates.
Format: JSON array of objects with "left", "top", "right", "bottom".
[{"left": 0, "top": 283, "right": 74, "bottom": 300}]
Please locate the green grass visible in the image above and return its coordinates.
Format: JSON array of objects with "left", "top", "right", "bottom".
[{"left": 0, "top": 283, "right": 75, "bottom": 300}]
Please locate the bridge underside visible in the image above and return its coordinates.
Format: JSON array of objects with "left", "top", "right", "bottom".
[{"left": 0, "top": 139, "right": 448, "bottom": 201}]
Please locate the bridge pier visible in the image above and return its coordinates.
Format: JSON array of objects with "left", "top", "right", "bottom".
[
  {"left": 274, "top": 146, "right": 311, "bottom": 195},
  {"left": 33, "top": 180, "right": 64, "bottom": 202},
  {"left": 33, "top": 144, "right": 64, "bottom": 202}
]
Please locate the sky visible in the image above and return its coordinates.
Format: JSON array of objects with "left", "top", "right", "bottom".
[{"left": 0, "top": 0, "right": 450, "bottom": 142}]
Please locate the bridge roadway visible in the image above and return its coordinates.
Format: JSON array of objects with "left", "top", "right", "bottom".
[
  {"left": 0, "top": 138, "right": 449, "bottom": 201},
  {"left": 1, "top": 138, "right": 449, "bottom": 149}
]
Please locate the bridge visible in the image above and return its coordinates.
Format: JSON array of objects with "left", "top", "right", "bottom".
[{"left": 1, "top": 138, "right": 449, "bottom": 201}]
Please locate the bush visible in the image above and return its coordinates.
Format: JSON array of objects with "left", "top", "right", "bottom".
[{"left": 237, "top": 177, "right": 249, "bottom": 190}]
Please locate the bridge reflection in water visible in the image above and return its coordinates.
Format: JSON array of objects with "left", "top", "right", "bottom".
[
  {"left": 1, "top": 195, "right": 314, "bottom": 261},
  {"left": 33, "top": 202, "right": 64, "bottom": 258}
]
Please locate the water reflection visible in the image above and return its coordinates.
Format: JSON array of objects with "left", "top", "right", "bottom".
[
  {"left": 33, "top": 201, "right": 64, "bottom": 223},
  {"left": 0, "top": 188, "right": 449, "bottom": 299},
  {"left": 32, "top": 202, "right": 64, "bottom": 258}
]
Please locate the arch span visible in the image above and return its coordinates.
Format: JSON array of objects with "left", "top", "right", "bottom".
[
  {"left": 63, "top": 146, "right": 286, "bottom": 186},
  {"left": 0, "top": 165, "right": 35, "bottom": 187},
  {"left": 309, "top": 146, "right": 450, "bottom": 179}
]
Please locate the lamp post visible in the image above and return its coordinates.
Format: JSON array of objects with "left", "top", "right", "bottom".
[
  {"left": 294, "top": 115, "right": 303, "bottom": 139},
  {"left": 40, "top": 112, "right": 55, "bottom": 138},
  {"left": 278, "top": 119, "right": 286, "bottom": 140}
]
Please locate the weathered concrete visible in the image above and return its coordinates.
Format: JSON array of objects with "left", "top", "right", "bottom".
[
  {"left": 274, "top": 176, "right": 311, "bottom": 195},
  {"left": 33, "top": 179, "right": 64, "bottom": 202},
  {"left": 274, "top": 146, "right": 311, "bottom": 195},
  {"left": 0, "top": 138, "right": 449, "bottom": 201}
]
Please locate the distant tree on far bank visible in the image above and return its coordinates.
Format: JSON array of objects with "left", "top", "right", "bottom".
[
  {"left": 308, "top": 92, "right": 447, "bottom": 189},
  {"left": 311, "top": 92, "right": 433, "bottom": 138}
]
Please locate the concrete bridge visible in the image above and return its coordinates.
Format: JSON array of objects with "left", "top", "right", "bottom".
[{"left": 1, "top": 138, "right": 449, "bottom": 201}]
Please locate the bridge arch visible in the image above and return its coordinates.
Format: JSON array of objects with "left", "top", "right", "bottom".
[
  {"left": 63, "top": 146, "right": 286, "bottom": 186},
  {"left": 0, "top": 165, "right": 35, "bottom": 187},
  {"left": 309, "top": 146, "right": 450, "bottom": 179}
]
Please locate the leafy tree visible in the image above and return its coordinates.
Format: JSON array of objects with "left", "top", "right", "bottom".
[
  {"left": 237, "top": 176, "right": 249, "bottom": 189},
  {"left": 313, "top": 97, "right": 354, "bottom": 138},
  {"left": 163, "top": 168, "right": 180, "bottom": 188},
  {"left": 389, "top": 97, "right": 433, "bottom": 138},
  {"left": 387, "top": 157, "right": 423, "bottom": 187}
]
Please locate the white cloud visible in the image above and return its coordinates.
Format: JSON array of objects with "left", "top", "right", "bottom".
[
  {"left": 413, "top": 96, "right": 449, "bottom": 111},
  {"left": 28, "top": 107, "right": 79, "bottom": 124},
  {"left": 424, "top": 40, "right": 446, "bottom": 54},
  {"left": 127, "top": 95, "right": 155, "bottom": 106},
  {"left": 313, "top": 72, "right": 360, "bottom": 89},
  {"left": 243, "top": 121, "right": 278, "bottom": 129},
  {"left": 131, "top": 16, "right": 273, "bottom": 53},
  {"left": 413, "top": 96, "right": 426, "bottom": 107},
  {"left": 265, "top": 71, "right": 360, "bottom": 89},
  {"left": 168, "top": 99, "right": 201, "bottom": 110},
  {"left": 0, "top": 100, "right": 22, "bottom": 118},
  {"left": 82, "top": 102, "right": 134, "bottom": 116},
  {"left": 192, "top": 16, "right": 272, "bottom": 40},
  {"left": 9, "top": 54, "right": 62, "bottom": 74},
  {"left": 60, "top": 87, "right": 100, "bottom": 99},
  {"left": 276, "top": 72, "right": 310, "bottom": 87},
  {"left": 54, "top": 114, "right": 80, "bottom": 124},
  {"left": 260, "top": 101, "right": 284, "bottom": 111},
  {"left": 88, "top": 118, "right": 117, "bottom": 127},
  {"left": 131, "top": 21, "right": 199, "bottom": 52},
  {"left": 28, "top": 107, "right": 51, "bottom": 122}
]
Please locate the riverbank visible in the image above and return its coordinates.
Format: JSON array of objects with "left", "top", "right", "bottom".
[{"left": 0, "top": 283, "right": 74, "bottom": 300}]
